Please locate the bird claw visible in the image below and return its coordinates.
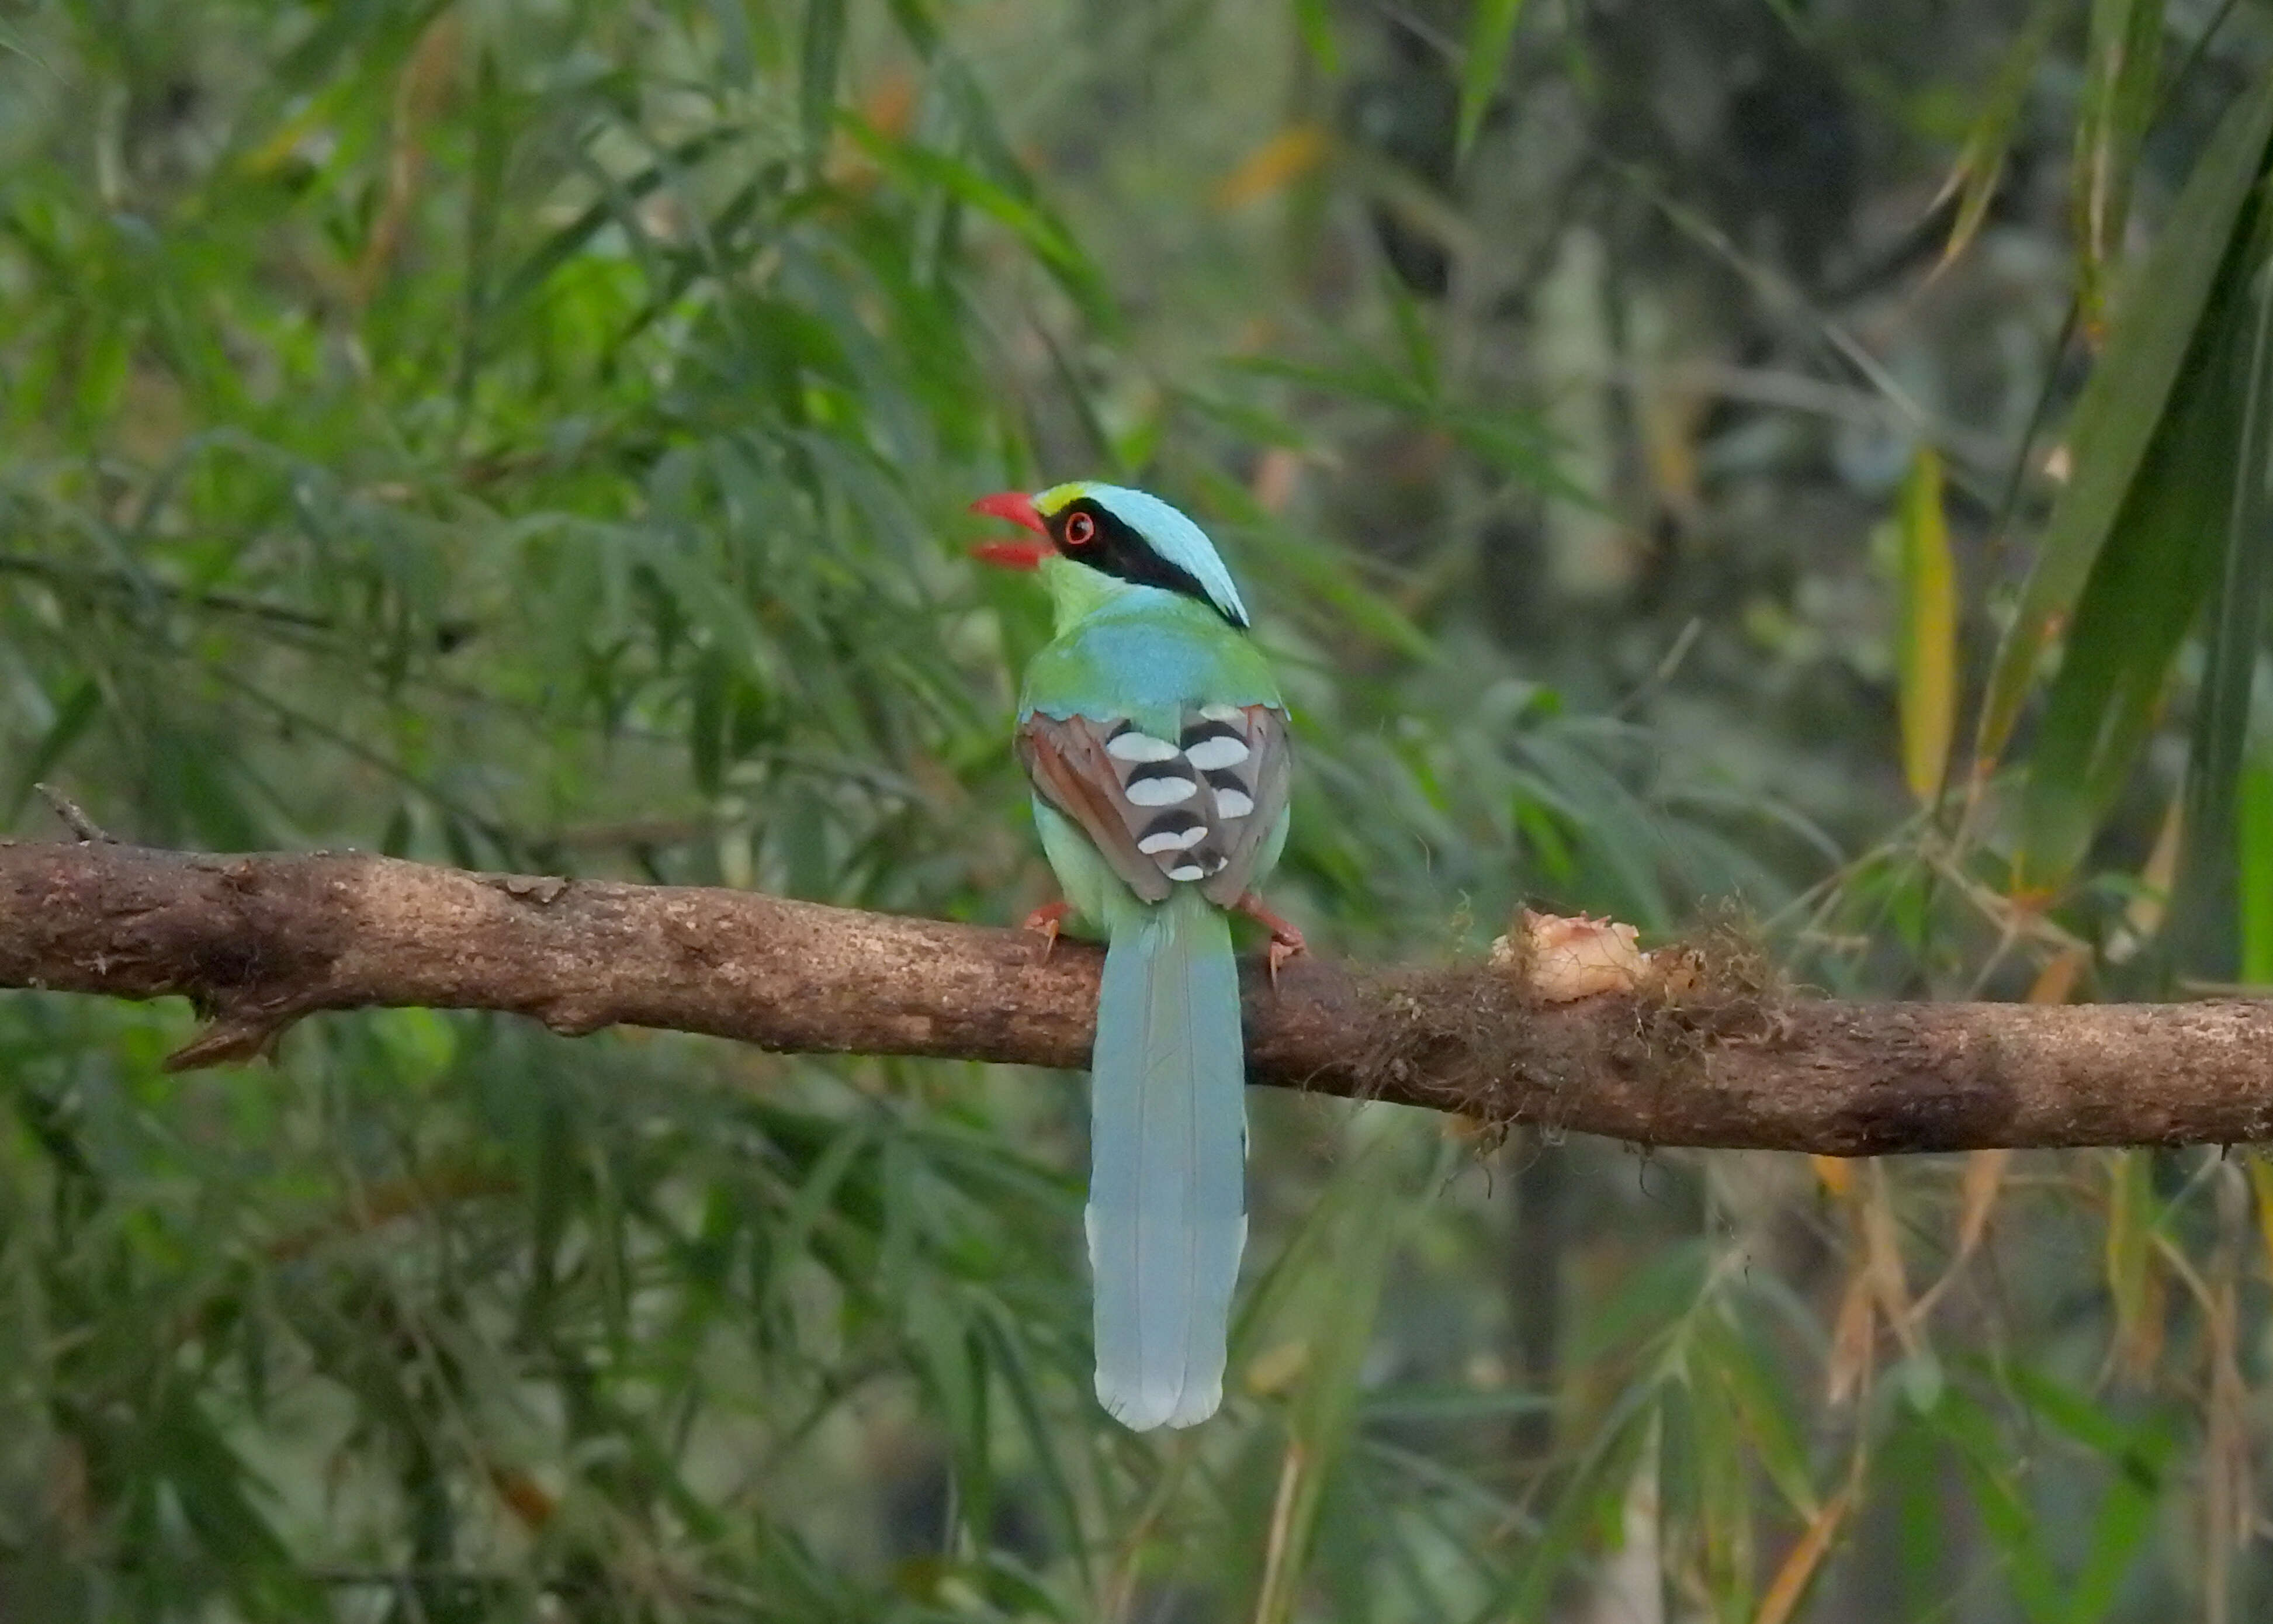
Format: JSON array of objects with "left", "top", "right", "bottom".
[
  {"left": 1021, "top": 899, "right": 1073, "bottom": 963},
  {"left": 1236, "top": 892, "right": 1307, "bottom": 990}
]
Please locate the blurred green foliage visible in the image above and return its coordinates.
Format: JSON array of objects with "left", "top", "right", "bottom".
[{"left": 3, "top": 0, "right": 2273, "bottom": 1619}]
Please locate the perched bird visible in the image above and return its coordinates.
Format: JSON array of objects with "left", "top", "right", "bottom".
[{"left": 972, "top": 482, "right": 1304, "bottom": 1431}]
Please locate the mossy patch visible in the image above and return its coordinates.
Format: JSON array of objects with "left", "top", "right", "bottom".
[{"left": 1349, "top": 906, "right": 1785, "bottom": 1145}]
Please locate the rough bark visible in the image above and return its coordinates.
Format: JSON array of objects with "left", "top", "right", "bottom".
[{"left": 4, "top": 837, "right": 2272, "bottom": 1155}]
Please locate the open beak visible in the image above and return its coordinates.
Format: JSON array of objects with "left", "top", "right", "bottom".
[{"left": 969, "top": 491, "right": 1051, "bottom": 570}]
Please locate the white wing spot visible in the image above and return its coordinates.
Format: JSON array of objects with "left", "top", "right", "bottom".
[
  {"left": 1137, "top": 826, "right": 1207, "bottom": 854},
  {"left": 1214, "top": 787, "right": 1254, "bottom": 819},
  {"left": 1184, "top": 736, "right": 1249, "bottom": 771},
  {"left": 1199, "top": 704, "right": 1246, "bottom": 725},
  {"left": 1125, "top": 775, "right": 1197, "bottom": 805},
  {"left": 1165, "top": 863, "right": 1208, "bottom": 882},
  {"left": 1106, "top": 731, "right": 1181, "bottom": 763}
]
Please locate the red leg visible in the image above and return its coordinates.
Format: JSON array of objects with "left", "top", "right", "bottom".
[
  {"left": 1235, "top": 892, "right": 1307, "bottom": 988},
  {"left": 1021, "top": 899, "right": 1074, "bottom": 962}
]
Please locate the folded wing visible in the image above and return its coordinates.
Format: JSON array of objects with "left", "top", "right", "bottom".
[{"left": 1018, "top": 704, "right": 1290, "bottom": 903}]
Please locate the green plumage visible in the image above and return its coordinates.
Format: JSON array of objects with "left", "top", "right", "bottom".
[{"left": 1008, "top": 496, "right": 1291, "bottom": 1431}]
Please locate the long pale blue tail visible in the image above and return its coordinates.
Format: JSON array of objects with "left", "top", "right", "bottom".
[{"left": 1089, "top": 887, "right": 1247, "bottom": 1430}]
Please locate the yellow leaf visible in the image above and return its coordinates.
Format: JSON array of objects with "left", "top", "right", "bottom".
[
  {"left": 1896, "top": 445, "right": 1957, "bottom": 803},
  {"left": 1243, "top": 1338, "right": 1311, "bottom": 1396},
  {"left": 1754, "top": 1478, "right": 1857, "bottom": 1624},
  {"left": 1825, "top": 1265, "right": 1874, "bottom": 1406},
  {"left": 1862, "top": 1162, "right": 1919, "bottom": 1353},
  {"left": 1955, "top": 1148, "right": 2012, "bottom": 1262},
  {"left": 2025, "top": 946, "right": 2089, "bottom": 1006},
  {"left": 2128, "top": 788, "right": 2184, "bottom": 940},
  {"left": 1212, "top": 123, "right": 1329, "bottom": 212}
]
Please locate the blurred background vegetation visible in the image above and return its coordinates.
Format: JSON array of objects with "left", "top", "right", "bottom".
[{"left": 4, "top": 0, "right": 2273, "bottom": 1617}]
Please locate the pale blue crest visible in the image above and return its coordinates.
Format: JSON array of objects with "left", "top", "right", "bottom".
[{"left": 1084, "top": 484, "right": 1251, "bottom": 628}]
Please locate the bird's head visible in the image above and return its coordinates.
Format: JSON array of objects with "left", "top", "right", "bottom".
[{"left": 971, "top": 482, "right": 1250, "bottom": 629}]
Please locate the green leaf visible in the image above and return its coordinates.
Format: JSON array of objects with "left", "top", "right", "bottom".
[
  {"left": 0, "top": 18, "right": 53, "bottom": 74},
  {"left": 1293, "top": 0, "right": 1340, "bottom": 73},
  {"left": 1248, "top": 1131, "right": 1420, "bottom": 1624},
  {"left": 1939, "top": 0, "right": 2076, "bottom": 267},
  {"left": 885, "top": 0, "right": 940, "bottom": 56},
  {"left": 1456, "top": 0, "right": 1527, "bottom": 157},
  {"left": 2014, "top": 162, "right": 2272, "bottom": 891},
  {"left": 493, "top": 123, "right": 749, "bottom": 314},
  {"left": 1933, "top": 1390, "right": 2065, "bottom": 1624},
  {"left": 1697, "top": 1315, "right": 1818, "bottom": 1521},
  {"left": 2241, "top": 754, "right": 2273, "bottom": 982},
  {"left": 2073, "top": 0, "right": 2166, "bottom": 335},
  {"left": 801, "top": 0, "right": 847, "bottom": 175},
  {"left": 839, "top": 115, "right": 1116, "bottom": 329},
  {"left": 1978, "top": 68, "right": 2273, "bottom": 774},
  {"left": 2171, "top": 183, "right": 2273, "bottom": 975}
]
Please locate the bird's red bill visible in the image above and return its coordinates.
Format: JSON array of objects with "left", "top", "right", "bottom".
[{"left": 971, "top": 490, "right": 1050, "bottom": 570}]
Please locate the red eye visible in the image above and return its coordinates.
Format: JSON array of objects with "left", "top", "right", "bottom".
[{"left": 1063, "top": 511, "right": 1097, "bottom": 546}]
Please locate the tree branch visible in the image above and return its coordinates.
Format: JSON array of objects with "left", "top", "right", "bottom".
[{"left": 4, "top": 839, "right": 2271, "bottom": 1155}]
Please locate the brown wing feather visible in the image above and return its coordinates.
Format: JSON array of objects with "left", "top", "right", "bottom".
[
  {"left": 1018, "top": 716, "right": 1174, "bottom": 902},
  {"left": 1198, "top": 704, "right": 1291, "bottom": 906},
  {"left": 1020, "top": 705, "right": 1294, "bottom": 905}
]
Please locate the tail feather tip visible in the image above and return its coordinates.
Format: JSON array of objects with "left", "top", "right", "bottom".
[{"left": 1096, "top": 1372, "right": 1224, "bottom": 1432}]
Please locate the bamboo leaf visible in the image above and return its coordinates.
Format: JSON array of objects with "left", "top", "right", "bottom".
[
  {"left": 838, "top": 115, "right": 1115, "bottom": 328},
  {"left": 2073, "top": 0, "right": 2166, "bottom": 338},
  {"left": 1249, "top": 1129, "right": 1427, "bottom": 1624},
  {"left": 493, "top": 123, "right": 749, "bottom": 314},
  {"left": 2246, "top": 1151, "right": 2273, "bottom": 1281},
  {"left": 800, "top": 0, "right": 847, "bottom": 175},
  {"left": 1699, "top": 1317, "right": 1817, "bottom": 1521},
  {"left": 0, "top": 18, "right": 53, "bottom": 74},
  {"left": 1293, "top": 0, "right": 1339, "bottom": 73},
  {"left": 1938, "top": 0, "right": 2075, "bottom": 268},
  {"left": 1956, "top": 1147, "right": 2014, "bottom": 1261},
  {"left": 1754, "top": 1475, "right": 1857, "bottom": 1624},
  {"left": 2011, "top": 157, "right": 2273, "bottom": 892},
  {"left": 2105, "top": 1149, "right": 2161, "bottom": 1379},
  {"left": 1456, "top": 0, "right": 1527, "bottom": 157},
  {"left": 2171, "top": 186, "right": 2273, "bottom": 977},
  {"left": 883, "top": 0, "right": 939, "bottom": 56},
  {"left": 1933, "top": 1389, "right": 2064, "bottom": 1623},
  {"left": 1895, "top": 445, "right": 1958, "bottom": 804},
  {"left": 1212, "top": 123, "right": 1331, "bottom": 212},
  {"left": 1976, "top": 70, "right": 2273, "bottom": 774},
  {"left": 2240, "top": 754, "right": 2273, "bottom": 982}
]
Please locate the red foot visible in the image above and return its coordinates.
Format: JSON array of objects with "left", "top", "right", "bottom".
[
  {"left": 1022, "top": 899, "right": 1074, "bottom": 962},
  {"left": 1235, "top": 892, "right": 1307, "bottom": 989}
]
